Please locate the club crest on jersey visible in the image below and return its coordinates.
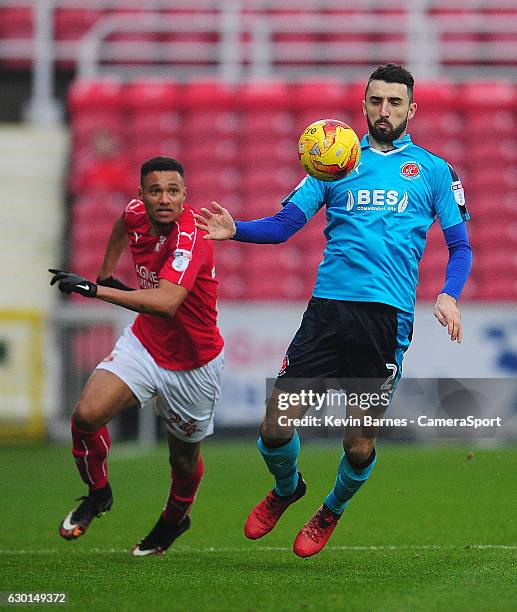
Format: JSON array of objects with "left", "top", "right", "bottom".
[
  {"left": 278, "top": 355, "right": 289, "bottom": 376},
  {"left": 400, "top": 162, "right": 421, "bottom": 180},
  {"left": 172, "top": 249, "right": 191, "bottom": 272},
  {"left": 451, "top": 180, "right": 465, "bottom": 206}
]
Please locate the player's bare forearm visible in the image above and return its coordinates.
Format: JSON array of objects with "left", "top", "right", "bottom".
[
  {"left": 434, "top": 292, "right": 463, "bottom": 343},
  {"left": 96, "top": 282, "right": 187, "bottom": 318},
  {"left": 98, "top": 216, "right": 129, "bottom": 280},
  {"left": 193, "top": 202, "right": 236, "bottom": 240}
]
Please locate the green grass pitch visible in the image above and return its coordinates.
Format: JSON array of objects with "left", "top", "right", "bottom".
[{"left": 1, "top": 440, "right": 516, "bottom": 611}]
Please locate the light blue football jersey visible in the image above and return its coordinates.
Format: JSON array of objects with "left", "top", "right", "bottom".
[{"left": 283, "top": 134, "right": 469, "bottom": 314}]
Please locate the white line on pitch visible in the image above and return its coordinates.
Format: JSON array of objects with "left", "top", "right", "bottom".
[{"left": 0, "top": 544, "right": 515, "bottom": 555}]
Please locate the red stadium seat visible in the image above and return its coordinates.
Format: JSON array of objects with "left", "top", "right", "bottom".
[
  {"left": 463, "top": 81, "right": 516, "bottom": 110},
  {"left": 182, "top": 81, "right": 236, "bottom": 110},
  {"left": 475, "top": 250, "right": 517, "bottom": 276},
  {"left": 217, "top": 274, "right": 248, "bottom": 301},
  {"left": 126, "top": 138, "right": 185, "bottom": 169},
  {"left": 241, "top": 166, "right": 303, "bottom": 196},
  {"left": 419, "top": 250, "right": 448, "bottom": 277},
  {"left": 68, "top": 79, "right": 123, "bottom": 113},
  {"left": 463, "top": 82, "right": 516, "bottom": 138},
  {"left": 72, "top": 222, "right": 114, "bottom": 253},
  {"left": 0, "top": 7, "right": 32, "bottom": 37},
  {"left": 240, "top": 81, "right": 294, "bottom": 111},
  {"left": 244, "top": 110, "right": 297, "bottom": 137},
  {"left": 212, "top": 241, "right": 247, "bottom": 274},
  {"left": 71, "top": 325, "right": 116, "bottom": 373},
  {"left": 54, "top": 8, "right": 104, "bottom": 40},
  {"left": 465, "top": 110, "right": 515, "bottom": 138},
  {"left": 467, "top": 158, "right": 517, "bottom": 189},
  {"left": 183, "top": 167, "right": 242, "bottom": 207},
  {"left": 237, "top": 138, "right": 294, "bottom": 165},
  {"left": 414, "top": 81, "right": 459, "bottom": 111},
  {"left": 468, "top": 190, "right": 517, "bottom": 221},
  {"left": 124, "top": 81, "right": 182, "bottom": 138},
  {"left": 71, "top": 114, "right": 125, "bottom": 148},
  {"left": 72, "top": 192, "right": 127, "bottom": 225},
  {"left": 345, "top": 82, "right": 367, "bottom": 116},
  {"left": 70, "top": 154, "right": 131, "bottom": 195},
  {"left": 129, "top": 111, "right": 182, "bottom": 139},
  {"left": 246, "top": 272, "right": 311, "bottom": 301},
  {"left": 181, "top": 139, "right": 240, "bottom": 169},
  {"left": 123, "top": 80, "right": 180, "bottom": 111},
  {"left": 104, "top": 9, "right": 160, "bottom": 46},
  {"left": 183, "top": 110, "right": 240, "bottom": 136},
  {"left": 292, "top": 81, "right": 348, "bottom": 113},
  {"left": 411, "top": 113, "right": 462, "bottom": 139},
  {"left": 0, "top": 7, "right": 33, "bottom": 68},
  {"left": 289, "top": 217, "right": 327, "bottom": 250},
  {"left": 69, "top": 249, "right": 102, "bottom": 280},
  {"left": 235, "top": 196, "right": 281, "bottom": 220},
  {"left": 467, "top": 139, "right": 517, "bottom": 164},
  {"left": 470, "top": 220, "right": 517, "bottom": 248},
  {"left": 476, "top": 279, "right": 517, "bottom": 301},
  {"left": 186, "top": 191, "right": 244, "bottom": 219}
]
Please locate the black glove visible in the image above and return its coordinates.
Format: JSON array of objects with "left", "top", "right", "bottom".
[
  {"left": 96, "top": 276, "right": 134, "bottom": 291},
  {"left": 49, "top": 269, "right": 97, "bottom": 297}
]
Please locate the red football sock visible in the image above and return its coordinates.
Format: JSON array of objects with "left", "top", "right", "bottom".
[
  {"left": 163, "top": 455, "right": 204, "bottom": 524},
  {"left": 71, "top": 417, "right": 111, "bottom": 491}
]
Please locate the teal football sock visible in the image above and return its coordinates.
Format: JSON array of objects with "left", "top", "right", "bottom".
[
  {"left": 257, "top": 431, "right": 300, "bottom": 497},
  {"left": 324, "top": 450, "right": 377, "bottom": 515}
]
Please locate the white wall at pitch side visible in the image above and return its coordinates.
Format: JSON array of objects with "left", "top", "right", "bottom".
[{"left": 216, "top": 302, "right": 517, "bottom": 426}]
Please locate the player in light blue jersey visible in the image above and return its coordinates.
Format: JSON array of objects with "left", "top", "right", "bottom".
[{"left": 195, "top": 64, "right": 472, "bottom": 557}]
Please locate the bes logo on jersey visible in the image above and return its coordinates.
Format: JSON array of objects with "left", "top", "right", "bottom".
[{"left": 346, "top": 189, "right": 409, "bottom": 213}]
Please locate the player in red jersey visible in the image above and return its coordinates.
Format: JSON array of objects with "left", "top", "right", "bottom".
[{"left": 49, "top": 157, "right": 224, "bottom": 555}]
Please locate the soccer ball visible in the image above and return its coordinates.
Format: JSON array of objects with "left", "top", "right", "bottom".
[{"left": 298, "top": 119, "right": 360, "bottom": 182}]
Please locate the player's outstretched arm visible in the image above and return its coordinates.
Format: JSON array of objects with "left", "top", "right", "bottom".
[
  {"left": 49, "top": 269, "right": 187, "bottom": 317},
  {"left": 193, "top": 202, "right": 236, "bottom": 240},
  {"left": 96, "top": 279, "right": 187, "bottom": 317},
  {"left": 434, "top": 293, "right": 462, "bottom": 343}
]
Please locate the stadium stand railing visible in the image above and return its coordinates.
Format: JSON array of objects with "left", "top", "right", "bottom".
[{"left": 2, "top": 0, "right": 517, "bottom": 124}]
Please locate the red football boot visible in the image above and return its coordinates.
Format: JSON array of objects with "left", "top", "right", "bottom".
[
  {"left": 244, "top": 473, "right": 306, "bottom": 540},
  {"left": 293, "top": 504, "right": 341, "bottom": 558}
]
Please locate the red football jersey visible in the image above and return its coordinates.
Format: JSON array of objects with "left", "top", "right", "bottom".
[{"left": 123, "top": 199, "right": 224, "bottom": 370}]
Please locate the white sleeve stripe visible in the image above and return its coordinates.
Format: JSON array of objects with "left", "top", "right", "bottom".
[
  {"left": 178, "top": 212, "right": 197, "bottom": 284},
  {"left": 174, "top": 212, "right": 197, "bottom": 284}
]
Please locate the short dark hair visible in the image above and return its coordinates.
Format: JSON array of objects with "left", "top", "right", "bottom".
[
  {"left": 365, "top": 63, "right": 414, "bottom": 102},
  {"left": 140, "top": 156, "right": 184, "bottom": 184}
]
